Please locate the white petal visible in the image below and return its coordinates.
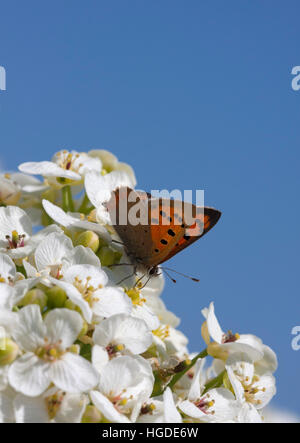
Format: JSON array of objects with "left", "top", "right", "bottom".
[
  {"left": 0, "top": 206, "right": 32, "bottom": 246},
  {"left": 238, "top": 403, "right": 263, "bottom": 423},
  {"left": 179, "top": 400, "right": 207, "bottom": 419},
  {"left": 188, "top": 359, "right": 205, "bottom": 401},
  {"left": 93, "top": 313, "right": 152, "bottom": 354},
  {"left": 92, "top": 287, "right": 132, "bottom": 318},
  {"left": 226, "top": 366, "right": 245, "bottom": 404},
  {"left": 14, "top": 394, "right": 49, "bottom": 423},
  {"left": 253, "top": 373, "right": 276, "bottom": 409},
  {"left": 85, "top": 170, "right": 133, "bottom": 208},
  {"left": 54, "top": 393, "right": 88, "bottom": 423},
  {"left": 0, "top": 253, "right": 16, "bottom": 281},
  {"left": 90, "top": 390, "right": 130, "bottom": 423},
  {"left": 0, "top": 284, "right": 14, "bottom": 310},
  {"left": 132, "top": 304, "right": 160, "bottom": 330},
  {"left": 44, "top": 309, "right": 83, "bottom": 349},
  {"left": 42, "top": 200, "right": 111, "bottom": 242},
  {"left": 19, "top": 161, "right": 81, "bottom": 180},
  {"left": 13, "top": 305, "right": 46, "bottom": 351},
  {"left": 50, "top": 352, "right": 99, "bottom": 393},
  {"left": 91, "top": 345, "right": 109, "bottom": 373},
  {"left": 206, "top": 302, "right": 224, "bottom": 343},
  {"left": 49, "top": 277, "right": 92, "bottom": 323},
  {"left": 163, "top": 388, "right": 182, "bottom": 423},
  {"left": 8, "top": 353, "right": 51, "bottom": 397},
  {"left": 35, "top": 232, "right": 73, "bottom": 272},
  {"left": 70, "top": 246, "right": 101, "bottom": 267},
  {"left": 64, "top": 264, "right": 108, "bottom": 288}
]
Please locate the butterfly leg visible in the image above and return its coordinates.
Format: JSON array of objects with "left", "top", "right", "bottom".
[{"left": 116, "top": 266, "right": 137, "bottom": 286}]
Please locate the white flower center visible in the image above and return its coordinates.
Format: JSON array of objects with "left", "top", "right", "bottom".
[
  {"left": 45, "top": 391, "right": 66, "bottom": 420},
  {"left": 36, "top": 338, "right": 65, "bottom": 362},
  {"left": 241, "top": 374, "right": 266, "bottom": 406},
  {"left": 5, "top": 230, "right": 26, "bottom": 249},
  {"left": 73, "top": 275, "right": 103, "bottom": 306},
  {"left": 194, "top": 394, "right": 215, "bottom": 415},
  {"left": 55, "top": 151, "right": 83, "bottom": 173}
]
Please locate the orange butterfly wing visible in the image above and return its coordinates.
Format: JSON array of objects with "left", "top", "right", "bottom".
[
  {"left": 106, "top": 187, "right": 221, "bottom": 269},
  {"left": 158, "top": 206, "right": 221, "bottom": 264}
]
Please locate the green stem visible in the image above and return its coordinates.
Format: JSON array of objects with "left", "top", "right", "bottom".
[
  {"left": 78, "top": 193, "right": 91, "bottom": 214},
  {"left": 62, "top": 185, "right": 75, "bottom": 212},
  {"left": 202, "top": 370, "right": 226, "bottom": 395},
  {"left": 152, "top": 348, "right": 208, "bottom": 398}
]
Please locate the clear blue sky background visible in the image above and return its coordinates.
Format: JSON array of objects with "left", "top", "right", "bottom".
[{"left": 1, "top": 1, "right": 299, "bottom": 416}]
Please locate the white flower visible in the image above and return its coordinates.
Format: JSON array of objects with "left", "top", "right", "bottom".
[
  {"left": 8, "top": 305, "right": 99, "bottom": 396},
  {"left": 88, "top": 149, "right": 137, "bottom": 187},
  {"left": 53, "top": 264, "right": 132, "bottom": 323},
  {"left": 42, "top": 199, "right": 111, "bottom": 243},
  {"left": 0, "top": 206, "right": 61, "bottom": 259},
  {"left": 0, "top": 175, "right": 21, "bottom": 205},
  {"left": 137, "top": 388, "right": 182, "bottom": 423},
  {"left": 19, "top": 150, "right": 102, "bottom": 183},
  {"left": 202, "top": 302, "right": 277, "bottom": 371},
  {"left": 85, "top": 170, "right": 135, "bottom": 224},
  {"left": 14, "top": 389, "right": 88, "bottom": 423},
  {"left": 92, "top": 313, "right": 152, "bottom": 358},
  {"left": 179, "top": 359, "right": 238, "bottom": 422},
  {"left": 90, "top": 355, "right": 154, "bottom": 423},
  {"left": 225, "top": 352, "right": 276, "bottom": 411}
]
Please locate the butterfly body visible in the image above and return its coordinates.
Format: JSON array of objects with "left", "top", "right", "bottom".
[{"left": 106, "top": 187, "right": 221, "bottom": 279}]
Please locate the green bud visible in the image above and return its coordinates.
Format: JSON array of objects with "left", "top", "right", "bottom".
[
  {"left": 74, "top": 231, "right": 100, "bottom": 253},
  {"left": 97, "top": 246, "right": 116, "bottom": 267},
  {"left": 113, "top": 250, "right": 123, "bottom": 264},
  {"left": 81, "top": 405, "right": 102, "bottom": 423},
  {"left": 0, "top": 339, "right": 19, "bottom": 365},
  {"left": 20, "top": 288, "right": 47, "bottom": 310},
  {"left": 46, "top": 286, "right": 67, "bottom": 309},
  {"left": 41, "top": 209, "right": 53, "bottom": 227},
  {"left": 64, "top": 299, "right": 77, "bottom": 310}
]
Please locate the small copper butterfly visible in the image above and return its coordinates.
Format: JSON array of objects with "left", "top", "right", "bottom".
[{"left": 106, "top": 187, "right": 221, "bottom": 282}]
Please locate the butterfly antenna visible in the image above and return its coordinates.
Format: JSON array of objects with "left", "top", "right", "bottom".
[
  {"left": 162, "top": 269, "right": 177, "bottom": 284},
  {"left": 160, "top": 266, "right": 200, "bottom": 282}
]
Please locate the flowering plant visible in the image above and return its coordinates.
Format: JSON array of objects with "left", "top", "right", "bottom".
[{"left": 0, "top": 149, "right": 277, "bottom": 423}]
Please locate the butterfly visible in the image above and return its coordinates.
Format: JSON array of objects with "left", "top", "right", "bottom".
[{"left": 105, "top": 187, "right": 221, "bottom": 283}]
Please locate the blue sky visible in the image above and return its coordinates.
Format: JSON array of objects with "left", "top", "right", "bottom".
[{"left": 0, "top": 1, "right": 299, "bottom": 415}]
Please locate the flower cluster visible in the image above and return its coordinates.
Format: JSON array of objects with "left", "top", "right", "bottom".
[{"left": 0, "top": 149, "right": 277, "bottom": 423}]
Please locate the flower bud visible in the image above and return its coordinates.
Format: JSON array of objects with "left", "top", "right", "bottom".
[
  {"left": 20, "top": 288, "right": 47, "bottom": 310},
  {"left": 0, "top": 338, "right": 19, "bottom": 365},
  {"left": 46, "top": 286, "right": 67, "bottom": 309},
  {"left": 0, "top": 177, "right": 21, "bottom": 205},
  {"left": 207, "top": 342, "right": 229, "bottom": 361},
  {"left": 64, "top": 299, "right": 77, "bottom": 310},
  {"left": 97, "top": 246, "right": 116, "bottom": 267},
  {"left": 74, "top": 231, "right": 100, "bottom": 253},
  {"left": 113, "top": 250, "right": 122, "bottom": 264},
  {"left": 81, "top": 405, "right": 102, "bottom": 423}
]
